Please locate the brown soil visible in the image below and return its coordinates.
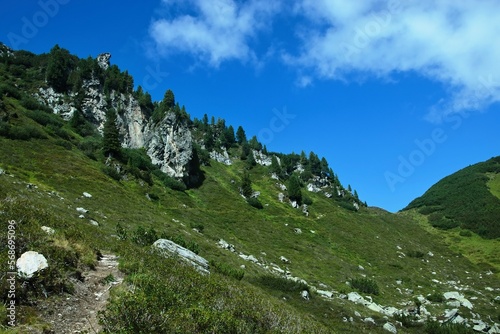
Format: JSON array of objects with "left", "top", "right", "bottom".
[{"left": 34, "top": 254, "right": 124, "bottom": 333}]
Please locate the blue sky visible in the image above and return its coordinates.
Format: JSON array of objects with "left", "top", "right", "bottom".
[{"left": 1, "top": 0, "right": 500, "bottom": 212}]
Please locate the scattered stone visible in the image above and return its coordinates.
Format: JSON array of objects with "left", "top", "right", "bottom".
[
  {"left": 239, "top": 254, "right": 259, "bottom": 263},
  {"left": 325, "top": 192, "right": 333, "bottom": 198},
  {"left": 364, "top": 318, "right": 376, "bottom": 325},
  {"left": 280, "top": 256, "right": 290, "bottom": 264},
  {"left": 0, "top": 168, "right": 4, "bottom": 175},
  {"left": 153, "top": 239, "right": 209, "bottom": 274},
  {"left": 396, "top": 280, "right": 402, "bottom": 285},
  {"left": 76, "top": 207, "right": 89, "bottom": 214},
  {"left": 452, "top": 315, "right": 466, "bottom": 324},
  {"left": 473, "top": 320, "right": 488, "bottom": 332},
  {"left": 83, "top": 192, "right": 92, "bottom": 198},
  {"left": 278, "top": 193, "right": 285, "bottom": 202},
  {"left": 383, "top": 322, "right": 397, "bottom": 334},
  {"left": 444, "top": 291, "right": 473, "bottom": 309},
  {"left": 489, "top": 324, "right": 500, "bottom": 334},
  {"left": 16, "top": 251, "right": 48, "bottom": 278},
  {"left": 306, "top": 183, "right": 321, "bottom": 193},
  {"left": 316, "top": 290, "right": 334, "bottom": 298},
  {"left": 302, "top": 204, "right": 309, "bottom": 216},
  {"left": 358, "top": 265, "right": 365, "bottom": 270},
  {"left": 271, "top": 173, "right": 279, "bottom": 180},
  {"left": 290, "top": 200, "right": 298, "bottom": 208},
  {"left": 310, "top": 230, "right": 316, "bottom": 234},
  {"left": 443, "top": 309, "right": 459, "bottom": 322},
  {"left": 428, "top": 251, "right": 434, "bottom": 257},
  {"left": 293, "top": 228, "right": 302, "bottom": 234},
  {"left": 41, "top": 226, "right": 55, "bottom": 235},
  {"left": 217, "top": 239, "right": 236, "bottom": 252},
  {"left": 301, "top": 290, "right": 310, "bottom": 300},
  {"left": 78, "top": 215, "right": 85, "bottom": 219},
  {"left": 347, "top": 292, "right": 364, "bottom": 304},
  {"left": 210, "top": 150, "right": 232, "bottom": 165},
  {"left": 89, "top": 220, "right": 99, "bottom": 226}
]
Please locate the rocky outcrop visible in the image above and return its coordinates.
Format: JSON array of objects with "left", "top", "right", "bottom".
[
  {"left": 210, "top": 149, "right": 232, "bottom": 165},
  {"left": 97, "top": 53, "right": 111, "bottom": 70},
  {"left": 145, "top": 112, "right": 192, "bottom": 178},
  {"left": 34, "top": 53, "right": 195, "bottom": 181}
]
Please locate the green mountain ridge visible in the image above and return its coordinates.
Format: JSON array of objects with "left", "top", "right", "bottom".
[
  {"left": 0, "top": 44, "right": 499, "bottom": 333},
  {"left": 404, "top": 157, "right": 500, "bottom": 239}
]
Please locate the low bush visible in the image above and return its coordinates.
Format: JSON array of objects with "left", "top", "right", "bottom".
[
  {"left": 209, "top": 260, "right": 244, "bottom": 280},
  {"left": 7, "top": 124, "right": 46, "bottom": 140},
  {"left": 407, "top": 250, "right": 425, "bottom": 258},
  {"left": 247, "top": 197, "right": 263, "bottom": 209},
  {"left": 427, "top": 292, "right": 444, "bottom": 303},
  {"left": 424, "top": 321, "right": 474, "bottom": 334},
  {"left": 101, "top": 166, "right": 121, "bottom": 181},
  {"left": 350, "top": 277, "right": 379, "bottom": 295}
]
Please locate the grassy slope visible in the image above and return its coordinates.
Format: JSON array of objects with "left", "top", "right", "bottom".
[
  {"left": 404, "top": 157, "right": 500, "bottom": 238},
  {"left": 488, "top": 173, "right": 500, "bottom": 200},
  {"left": 1, "top": 136, "right": 499, "bottom": 332}
]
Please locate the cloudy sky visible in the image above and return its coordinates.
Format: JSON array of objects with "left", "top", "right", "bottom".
[{"left": 1, "top": 0, "right": 500, "bottom": 211}]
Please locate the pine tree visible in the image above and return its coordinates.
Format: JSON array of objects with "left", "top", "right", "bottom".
[
  {"left": 288, "top": 174, "right": 302, "bottom": 204},
  {"left": 102, "top": 109, "right": 121, "bottom": 157},
  {"left": 46, "top": 44, "right": 71, "bottom": 93},
  {"left": 236, "top": 126, "right": 247, "bottom": 144},
  {"left": 270, "top": 156, "right": 282, "bottom": 176},
  {"left": 241, "top": 171, "right": 253, "bottom": 198},
  {"left": 247, "top": 150, "right": 256, "bottom": 169}
]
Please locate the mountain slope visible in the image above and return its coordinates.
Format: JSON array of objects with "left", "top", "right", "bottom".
[
  {"left": 1, "top": 44, "right": 499, "bottom": 333},
  {"left": 404, "top": 156, "right": 500, "bottom": 239}
]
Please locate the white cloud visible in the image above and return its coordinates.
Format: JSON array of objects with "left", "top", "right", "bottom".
[
  {"left": 287, "top": 0, "right": 500, "bottom": 120},
  {"left": 149, "top": 0, "right": 280, "bottom": 67}
]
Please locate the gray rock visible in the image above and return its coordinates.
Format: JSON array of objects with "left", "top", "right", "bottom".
[
  {"left": 316, "top": 290, "right": 334, "bottom": 298},
  {"left": 239, "top": 254, "right": 259, "bottom": 263},
  {"left": 280, "top": 256, "right": 290, "bottom": 264},
  {"left": 217, "top": 239, "right": 236, "bottom": 252},
  {"left": 76, "top": 207, "right": 89, "bottom": 214},
  {"left": 0, "top": 168, "right": 4, "bottom": 175},
  {"left": 306, "top": 183, "right": 321, "bottom": 193},
  {"left": 153, "top": 239, "right": 209, "bottom": 274},
  {"left": 293, "top": 228, "right": 302, "bottom": 234},
  {"left": 41, "top": 226, "right": 55, "bottom": 235},
  {"left": 301, "top": 290, "right": 310, "bottom": 300},
  {"left": 89, "top": 220, "right": 99, "bottom": 226},
  {"left": 16, "top": 251, "right": 48, "bottom": 278},
  {"left": 253, "top": 150, "right": 272, "bottom": 166},
  {"left": 97, "top": 53, "right": 111, "bottom": 70},
  {"left": 278, "top": 193, "right": 285, "bottom": 202},
  {"left": 210, "top": 149, "right": 232, "bottom": 165},
  {"left": 383, "top": 322, "right": 397, "bottom": 334},
  {"left": 364, "top": 318, "right": 376, "bottom": 325},
  {"left": 489, "top": 324, "right": 500, "bottom": 334},
  {"left": 83, "top": 192, "right": 92, "bottom": 198},
  {"left": 443, "top": 308, "right": 459, "bottom": 322}
]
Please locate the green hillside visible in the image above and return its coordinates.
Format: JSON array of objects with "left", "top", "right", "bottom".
[
  {"left": 1, "top": 44, "right": 499, "bottom": 333},
  {"left": 404, "top": 157, "right": 500, "bottom": 239}
]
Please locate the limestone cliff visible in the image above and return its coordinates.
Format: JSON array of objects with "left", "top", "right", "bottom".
[{"left": 35, "top": 52, "right": 193, "bottom": 181}]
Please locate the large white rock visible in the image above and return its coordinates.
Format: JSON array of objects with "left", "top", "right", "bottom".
[
  {"left": 383, "top": 322, "right": 397, "bottom": 334},
  {"left": 41, "top": 226, "right": 55, "bottom": 235},
  {"left": 153, "top": 239, "right": 209, "bottom": 275},
  {"left": 16, "top": 251, "right": 48, "bottom": 278}
]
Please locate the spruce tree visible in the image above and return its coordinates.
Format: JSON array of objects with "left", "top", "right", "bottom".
[
  {"left": 102, "top": 109, "right": 121, "bottom": 157},
  {"left": 236, "top": 126, "right": 247, "bottom": 144},
  {"left": 241, "top": 171, "right": 253, "bottom": 198},
  {"left": 288, "top": 174, "right": 302, "bottom": 204}
]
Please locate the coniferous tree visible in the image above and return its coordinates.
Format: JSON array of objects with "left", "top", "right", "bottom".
[
  {"left": 236, "top": 126, "right": 247, "bottom": 144},
  {"left": 241, "top": 171, "right": 253, "bottom": 198},
  {"left": 270, "top": 156, "right": 282, "bottom": 177},
  {"left": 247, "top": 150, "right": 256, "bottom": 169},
  {"left": 46, "top": 44, "right": 72, "bottom": 93},
  {"left": 102, "top": 109, "right": 121, "bottom": 157},
  {"left": 288, "top": 174, "right": 302, "bottom": 204},
  {"left": 309, "top": 152, "right": 321, "bottom": 175},
  {"left": 223, "top": 125, "right": 236, "bottom": 148},
  {"left": 240, "top": 141, "right": 250, "bottom": 160}
]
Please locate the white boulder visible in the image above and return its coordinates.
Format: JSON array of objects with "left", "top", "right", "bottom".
[
  {"left": 16, "top": 251, "right": 48, "bottom": 278},
  {"left": 153, "top": 239, "right": 209, "bottom": 274}
]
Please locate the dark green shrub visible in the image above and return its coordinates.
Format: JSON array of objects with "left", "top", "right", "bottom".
[
  {"left": 0, "top": 84, "right": 21, "bottom": 99},
  {"left": 101, "top": 166, "right": 121, "bottom": 181},
  {"left": 303, "top": 195, "right": 313, "bottom": 205},
  {"left": 407, "top": 250, "right": 425, "bottom": 258},
  {"left": 78, "top": 137, "right": 101, "bottom": 160},
  {"left": 25, "top": 110, "right": 64, "bottom": 127},
  {"left": 350, "top": 277, "right": 379, "bottom": 295},
  {"left": 147, "top": 192, "right": 159, "bottom": 201},
  {"left": 152, "top": 169, "right": 186, "bottom": 191},
  {"left": 8, "top": 124, "right": 46, "bottom": 140},
  {"left": 424, "top": 321, "right": 474, "bottom": 334},
  {"left": 131, "top": 226, "right": 158, "bottom": 247},
  {"left": 210, "top": 260, "right": 244, "bottom": 280},
  {"left": 54, "top": 139, "right": 72, "bottom": 150},
  {"left": 427, "top": 292, "right": 444, "bottom": 303},
  {"left": 20, "top": 96, "right": 52, "bottom": 113},
  {"left": 459, "top": 230, "right": 473, "bottom": 237},
  {"left": 116, "top": 223, "right": 128, "bottom": 241},
  {"left": 247, "top": 197, "right": 263, "bottom": 209}
]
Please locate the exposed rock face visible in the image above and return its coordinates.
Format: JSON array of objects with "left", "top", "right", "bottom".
[
  {"left": 253, "top": 150, "right": 272, "bottom": 166},
  {"left": 210, "top": 149, "right": 232, "bottom": 165},
  {"left": 35, "top": 52, "right": 195, "bottom": 181},
  {"left": 16, "top": 251, "right": 48, "bottom": 278},
  {"left": 153, "top": 239, "right": 209, "bottom": 275},
  {"left": 145, "top": 112, "right": 192, "bottom": 178},
  {"left": 97, "top": 53, "right": 111, "bottom": 70}
]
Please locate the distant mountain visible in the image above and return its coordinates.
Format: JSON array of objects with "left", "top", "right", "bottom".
[{"left": 404, "top": 156, "right": 500, "bottom": 239}]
